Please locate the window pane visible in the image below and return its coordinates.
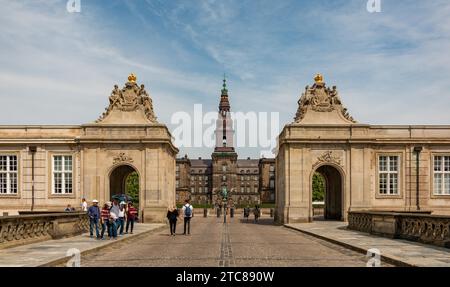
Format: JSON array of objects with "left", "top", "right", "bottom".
[
  {"left": 269, "top": 179, "right": 275, "bottom": 188},
  {"left": 389, "top": 174, "right": 398, "bottom": 195},
  {"left": 0, "top": 173, "right": 6, "bottom": 193},
  {"left": 64, "top": 173, "right": 72, "bottom": 193},
  {"left": 434, "top": 174, "right": 442, "bottom": 195},
  {"left": 445, "top": 156, "right": 450, "bottom": 172},
  {"left": 54, "top": 156, "right": 62, "bottom": 171},
  {"left": 379, "top": 156, "right": 387, "bottom": 172},
  {"left": 0, "top": 156, "right": 7, "bottom": 171},
  {"left": 54, "top": 173, "right": 62, "bottom": 193},
  {"left": 9, "top": 156, "right": 17, "bottom": 171},
  {"left": 64, "top": 156, "right": 72, "bottom": 171},
  {"left": 389, "top": 156, "right": 398, "bottom": 172},
  {"left": 445, "top": 174, "right": 450, "bottom": 195},
  {"left": 10, "top": 173, "right": 17, "bottom": 193},
  {"left": 379, "top": 174, "right": 387, "bottom": 194},
  {"left": 434, "top": 156, "right": 442, "bottom": 172}
]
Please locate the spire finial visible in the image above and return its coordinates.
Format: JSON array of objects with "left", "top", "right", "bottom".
[{"left": 221, "top": 73, "right": 228, "bottom": 95}]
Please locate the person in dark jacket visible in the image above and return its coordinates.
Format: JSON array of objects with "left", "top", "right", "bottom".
[
  {"left": 253, "top": 205, "right": 261, "bottom": 223},
  {"left": 243, "top": 205, "right": 250, "bottom": 222},
  {"left": 166, "top": 205, "right": 179, "bottom": 236},
  {"left": 88, "top": 200, "right": 101, "bottom": 239}
]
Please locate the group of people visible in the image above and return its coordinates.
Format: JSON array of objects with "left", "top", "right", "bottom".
[
  {"left": 86, "top": 199, "right": 138, "bottom": 240},
  {"left": 166, "top": 199, "right": 194, "bottom": 236},
  {"left": 243, "top": 205, "right": 261, "bottom": 223}
]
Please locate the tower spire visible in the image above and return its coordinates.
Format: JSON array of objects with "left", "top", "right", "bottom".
[
  {"left": 219, "top": 75, "right": 230, "bottom": 111},
  {"left": 221, "top": 73, "right": 228, "bottom": 95}
]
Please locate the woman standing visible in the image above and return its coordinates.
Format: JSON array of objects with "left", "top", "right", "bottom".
[{"left": 166, "top": 206, "right": 179, "bottom": 236}]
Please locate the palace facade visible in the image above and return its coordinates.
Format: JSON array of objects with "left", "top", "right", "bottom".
[
  {"left": 0, "top": 74, "right": 178, "bottom": 223},
  {"left": 275, "top": 74, "right": 450, "bottom": 224},
  {"left": 175, "top": 80, "right": 276, "bottom": 206}
]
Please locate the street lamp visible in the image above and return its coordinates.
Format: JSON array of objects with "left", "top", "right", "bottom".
[{"left": 222, "top": 186, "right": 228, "bottom": 223}]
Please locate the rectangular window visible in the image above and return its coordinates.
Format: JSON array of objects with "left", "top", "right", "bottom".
[
  {"left": 0, "top": 155, "right": 18, "bottom": 194},
  {"left": 378, "top": 155, "right": 399, "bottom": 195},
  {"left": 191, "top": 187, "right": 195, "bottom": 193},
  {"left": 434, "top": 156, "right": 450, "bottom": 195},
  {"left": 52, "top": 155, "right": 73, "bottom": 194},
  {"left": 176, "top": 180, "right": 179, "bottom": 188},
  {"left": 269, "top": 179, "right": 275, "bottom": 189}
]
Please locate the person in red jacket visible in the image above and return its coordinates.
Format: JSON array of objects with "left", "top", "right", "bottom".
[{"left": 126, "top": 202, "right": 138, "bottom": 234}]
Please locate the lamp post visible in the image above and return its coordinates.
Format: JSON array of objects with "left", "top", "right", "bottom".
[
  {"left": 414, "top": 146, "right": 423, "bottom": 211},
  {"left": 222, "top": 186, "right": 228, "bottom": 224},
  {"left": 29, "top": 146, "right": 37, "bottom": 211}
]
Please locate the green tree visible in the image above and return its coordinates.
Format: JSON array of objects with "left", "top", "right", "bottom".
[
  {"left": 312, "top": 173, "right": 325, "bottom": 202},
  {"left": 125, "top": 171, "right": 139, "bottom": 206}
]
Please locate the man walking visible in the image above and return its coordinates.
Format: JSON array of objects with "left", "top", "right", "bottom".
[
  {"left": 88, "top": 199, "right": 100, "bottom": 239},
  {"left": 182, "top": 199, "right": 193, "bottom": 235}
]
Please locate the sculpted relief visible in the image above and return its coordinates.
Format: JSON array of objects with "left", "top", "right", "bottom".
[
  {"left": 313, "top": 151, "right": 343, "bottom": 169},
  {"left": 96, "top": 73, "right": 158, "bottom": 123},
  {"left": 294, "top": 74, "right": 356, "bottom": 123}
]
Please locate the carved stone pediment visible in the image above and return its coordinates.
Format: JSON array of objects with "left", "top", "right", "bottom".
[
  {"left": 96, "top": 74, "right": 158, "bottom": 124},
  {"left": 313, "top": 151, "right": 342, "bottom": 168},
  {"left": 294, "top": 74, "right": 356, "bottom": 124},
  {"left": 113, "top": 153, "right": 133, "bottom": 164}
]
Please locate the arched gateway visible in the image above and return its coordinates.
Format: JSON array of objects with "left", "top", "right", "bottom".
[
  {"left": 275, "top": 74, "right": 450, "bottom": 224},
  {"left": 0, "top": 74, "right": 178, "bottom": 222},
  {"left": 313, "top": 165, "right": 343, "bottom": 220}
]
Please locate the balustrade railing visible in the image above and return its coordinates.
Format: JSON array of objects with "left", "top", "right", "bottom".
[{"left": 0, "top": 212, "right": 89, "bottom": 249}]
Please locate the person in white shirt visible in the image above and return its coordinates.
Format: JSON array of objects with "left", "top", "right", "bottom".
[
  {"left": 118, "top": 201, "right": 126, "bottom": 236},
  {"left": 109, "top": 199, "right": 120, "bottom": 239},
  {"left": 182, "top": 199, "right": 193, "bottom": 235},
  {"left": 81, "top": 198, "right": 88, "bottom": 212}
]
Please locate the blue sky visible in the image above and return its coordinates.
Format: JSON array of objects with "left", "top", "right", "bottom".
[{"left": 1, "top": 0, "right": 450, "bottom": 158}]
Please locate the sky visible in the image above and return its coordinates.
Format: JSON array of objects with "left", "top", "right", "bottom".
[{"left": 1, "top": 0, "right": 450, "bottom": 158}]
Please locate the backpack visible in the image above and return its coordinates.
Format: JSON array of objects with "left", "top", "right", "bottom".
[{"left": 184, "top": 205, "right": 192, "bottom": 217}]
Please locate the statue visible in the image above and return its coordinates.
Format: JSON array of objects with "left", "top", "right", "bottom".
[
  {"left": 294, "top": 74, "right": 356, "bottom": 123},
  {"left": 109, "top": 85, "right": 121, "bottom": 106},
  {"left": 96, "top": 74, "right": 159, "bottom": 123}
]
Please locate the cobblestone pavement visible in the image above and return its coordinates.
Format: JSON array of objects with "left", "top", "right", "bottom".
[{"left": 80, "top": 216, "right": 384, "bottom": 267}]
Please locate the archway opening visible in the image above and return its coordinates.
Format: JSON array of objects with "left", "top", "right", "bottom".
[
  {"left": 109, "top": 165, "right": 139, "bottom": 206},
  {"left": 314, "top": 165, "right": 343, "bottom": 221}
]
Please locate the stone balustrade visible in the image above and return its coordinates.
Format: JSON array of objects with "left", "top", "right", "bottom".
[
  {"left": 0, "top": 212, "right": 89, "bottom": 249},
  {"left": 348, "top": 211, "right": 450, "bottom": 248}
]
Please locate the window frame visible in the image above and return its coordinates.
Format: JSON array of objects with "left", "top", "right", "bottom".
[
  {"left": 376, "top": 153, "right": 402, "bottom": 198},
  {"left": 0, "top": 154, "right": 20, "bottom": 196},
  {"left": 432, "top": 154, "right": 450, "bottom": 196},
  {"left": 51, "top": 154, "right": 74, "bottom": 195}
]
